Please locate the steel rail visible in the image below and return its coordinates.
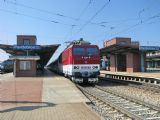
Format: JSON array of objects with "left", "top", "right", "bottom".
[
  {"left": 95, "top": 85, "right": 160, "bottom": 111},
  {"left": 77, "top": 85, "right": 144, "bottom": 120},
  {"left": 94, "top": 85, "right": 160, "bottom": 120}
]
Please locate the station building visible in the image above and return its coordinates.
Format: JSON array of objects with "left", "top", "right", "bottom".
[
  {"left": 146, "top": 51, "right": 160, "bottom": 72},
  {"left": 0, "top": 35, "right": 60, "bottom": 77},
  {"left": 101, "top": 37, "right": 160, "bottom": 73}
]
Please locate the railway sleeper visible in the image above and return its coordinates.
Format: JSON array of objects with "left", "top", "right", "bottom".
[
  {"left": 146, "top": 116, "right": 160, "bottom": 120},
  {"left": 130, "top": 107, "right": 149, "bottom": 112},
  {"left": 124, "top": 105, "right": 142, "bottom": 109},
  {"left": 138, "top": 111, "right": 158, "bottom": 115},
  {"left": 111, "top": 100, "right": 129, "bottom": 104}
]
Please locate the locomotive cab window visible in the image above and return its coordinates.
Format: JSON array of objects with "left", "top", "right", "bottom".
[
  {"left": 73, "top": 48, "right": 85, "bottom": 55},
  {"left": 86, "top": 48, "right": 98, "bottom": 56}
]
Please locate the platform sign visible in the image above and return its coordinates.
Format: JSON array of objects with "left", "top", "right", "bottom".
[
  {"left": 9, "top": 55, "right": 40, "bottom": 60},
  {"left": 13, "top": 45, "right": 41, "bottom": 50},
  {"left": 140, "top": 46, "right": 160, "bottom": 51}
]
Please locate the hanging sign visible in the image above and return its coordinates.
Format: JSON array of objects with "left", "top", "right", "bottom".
[
  {"left": 13, "top": 45, "right": 41, "bottom": 50},
  {"left": 140, "top": 46, "right": 160, "bottom": 51}
]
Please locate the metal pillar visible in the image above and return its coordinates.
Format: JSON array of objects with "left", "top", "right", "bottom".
[
  {"left": 115, "top": 54, "right": 117, "bottom": 72},
  {"left": 140, "top": 52, "right": 145, "bottom": 72},
  {"left": 13, "top": 60, "right": 16, "bottom": 76}
]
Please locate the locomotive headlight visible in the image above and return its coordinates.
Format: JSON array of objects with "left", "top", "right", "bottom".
[
  {"left": 74, "top": 66, "right": 79, "bottom": 69},
  {"left": 92, "top": 66, "right": 98, "bottom": 69}
]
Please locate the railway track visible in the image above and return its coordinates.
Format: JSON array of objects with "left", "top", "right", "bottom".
[
  {"left": 97, "top": 77, "right": 160, "bottom": 110},
  {"left": 99, "top": 76, "right": 160, "bottom": 93},
  {"left": 77, "top": 85, "right": 160, "bottom": 120}
]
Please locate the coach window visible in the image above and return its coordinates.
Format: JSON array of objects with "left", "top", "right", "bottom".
[
  {"left": 87, "top": 48, "right": 98, "bottom": 55},
  {"left": 20, "top": 61, "right": 31, "bottom": 70},
  {"left": 73, "top": 48, "right": 85, "bottom": 55}
]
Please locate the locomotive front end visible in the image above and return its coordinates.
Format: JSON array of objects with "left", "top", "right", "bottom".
[{"left": 72, "top": 45, "right": 100, "bottom": 83}]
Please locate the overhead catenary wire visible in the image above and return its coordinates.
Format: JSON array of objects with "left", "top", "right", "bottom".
[
  {"left": 2, "top": 0, "right": 144, "bottom": 29},
  {"left": 1, "top": 0, "right": 160, "bottom": 45},
  {"left": 65, "top": 0, "right": 94, "bottom": 42},
  {"left": 100, "top": 0, "right": 160, "bottom": 39},
  {"left": 108, "top": 12, "right": 160, "bottom": 38},
  {"left": 76, "top": 0, "right": 94, "bottom": 21},
  {"left": 148, "top": 19, "right": 160, "bottom": 24},
  {"left": 0, "top": 8, "right": 77, "bottom": 27},
  {"left": 76, "top": 0, "right": 111, "bottom": 34},
  {"left": 63, "top": 24, "right": 76, "bottom": 45},
  {"left": 94, "top": 12, "right": 160, "bottom": 44},
  {"left": 138, "top": 0, "right": 158, "bottom": 18},
  {"left": 65, "top": 0, "right": 111, "bottom": 45},
  {"left": 2, "top": 0, "right": 78, "bottom": 21},
  {"left": 2, "top": 0, "right": 109, "bottom": 28}
]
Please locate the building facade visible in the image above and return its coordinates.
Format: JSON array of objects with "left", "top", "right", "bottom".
[
  {"left": 101, "top": 37, "right": 160, "bottom": 73},
  {"left": 101, "top": 37, "right": 141, "bottom": 73},
  {"left": 146, "top": 51, "right": 160, "bottom": 72},
  {"left": 0, "top": 35, "right": 60, "bottom": 77},
  {"left": 11, "top": 35, "right": 40, "bottom": 77}
]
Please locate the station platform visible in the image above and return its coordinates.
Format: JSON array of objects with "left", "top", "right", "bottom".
[
  {"left": 100, "top": 70, "right": 160, "bottom": 79},
  {"left": 0, "top": 70, "right": 101, "bottom": 120}
]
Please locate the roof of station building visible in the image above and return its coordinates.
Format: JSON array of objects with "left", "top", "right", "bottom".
[
  {"left": 101, "top": 43, "right": 139, "bottom": 55},
  {"left": 0, "top": 44, "right": 60, "bottom": 66}
]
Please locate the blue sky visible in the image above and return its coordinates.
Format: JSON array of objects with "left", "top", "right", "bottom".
[{"left": 0, "top": 0, "right": 160, "bottom": 63}]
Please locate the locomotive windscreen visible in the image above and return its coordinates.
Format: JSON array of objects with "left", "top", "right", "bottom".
[
  {"left": 73, "top": 48, "right": 85, "bottom": 55},
  {"left": 86, "top": 48, "right": 98, "bottom": 56},
  {"left": 73, "top": 47, "right": 99, "bottom": 56}
]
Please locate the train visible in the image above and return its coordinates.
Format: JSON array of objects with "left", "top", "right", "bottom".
[
  {"left": 0, "top": 59, "right": 13, "bottom": 73},
  {"left": 49, "top": 39, "right": 100, "bottom": 83}
]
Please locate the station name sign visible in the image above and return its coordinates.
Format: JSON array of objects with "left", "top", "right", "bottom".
[
  {"left": 13, "top": 45, "right": 41, "bottom": 50},
  {"left": 140, "top": 46, "right": 160, "bottom": 51}
]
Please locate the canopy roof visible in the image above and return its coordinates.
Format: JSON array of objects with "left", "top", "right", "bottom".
[
  {"left": 101, "top": 44, "right": 139, "bottom": 56},
  {"left": 0, "top": 44, "right": 60, "bottom": 66},
  {"left": 101, "top": 44, "right": 160, "bottom": 57}
]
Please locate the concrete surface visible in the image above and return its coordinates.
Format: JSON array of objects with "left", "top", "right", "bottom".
[
  {"left": 0, "top": 70, "right": 100, "bottom": 120},
  {"left": 0, "top": 103, "right": 101, "bottom": 120},
  {"left": 42, "top": 73, "right": 89, "bottom": 104}
]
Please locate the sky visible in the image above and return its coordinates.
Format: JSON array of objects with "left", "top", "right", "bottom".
[{"left": 0, "top": 0, "right": 160, "bottom": 63}]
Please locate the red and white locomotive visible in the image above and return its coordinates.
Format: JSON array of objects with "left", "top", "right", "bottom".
[{"left": 50, "top": 39, "right": 100, "bottom": 83}]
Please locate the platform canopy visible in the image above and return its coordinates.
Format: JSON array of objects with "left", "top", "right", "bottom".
[
  {"left": 0, "top": 44, "right": 60, "bottom": 67},
  {"left": 100, "top": 44, "right": 139, "bottom": 56}
]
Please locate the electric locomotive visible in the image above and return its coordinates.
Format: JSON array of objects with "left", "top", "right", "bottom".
[{"left": 51, "top": 39, "right": 100, "bottom": 83}]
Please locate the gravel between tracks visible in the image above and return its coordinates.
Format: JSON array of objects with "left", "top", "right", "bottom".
[{"left": 98, "top": 80, "right": 160, "bottom": 108}]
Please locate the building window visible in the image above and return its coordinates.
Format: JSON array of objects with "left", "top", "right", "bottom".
[
  {"left": 23, "top": 39, "right": 30, "bottom": 45},
  {"left": 20, "top": 61, "right": 31, "bottom": 70},
  {"left": 157, "top": 61, "right": 160, "bottom": 67}
]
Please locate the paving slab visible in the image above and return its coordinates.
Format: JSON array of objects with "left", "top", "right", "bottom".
[
  {"left": 42, "top": 73, "right": 89, "bottom": 104},
  {"left": 0, "top": 71, "right": 100, "bottom": 120},
  {"left": 0, "top": 103, "right": 100, "bottom": 120}
]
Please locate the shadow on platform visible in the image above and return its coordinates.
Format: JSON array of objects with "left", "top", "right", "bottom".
[
  {"left": 36, "top": 69, "right": 56, "bottom": 77},
  {"left": 0, "top": 101, "right": 56, "bottom": 113}
]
